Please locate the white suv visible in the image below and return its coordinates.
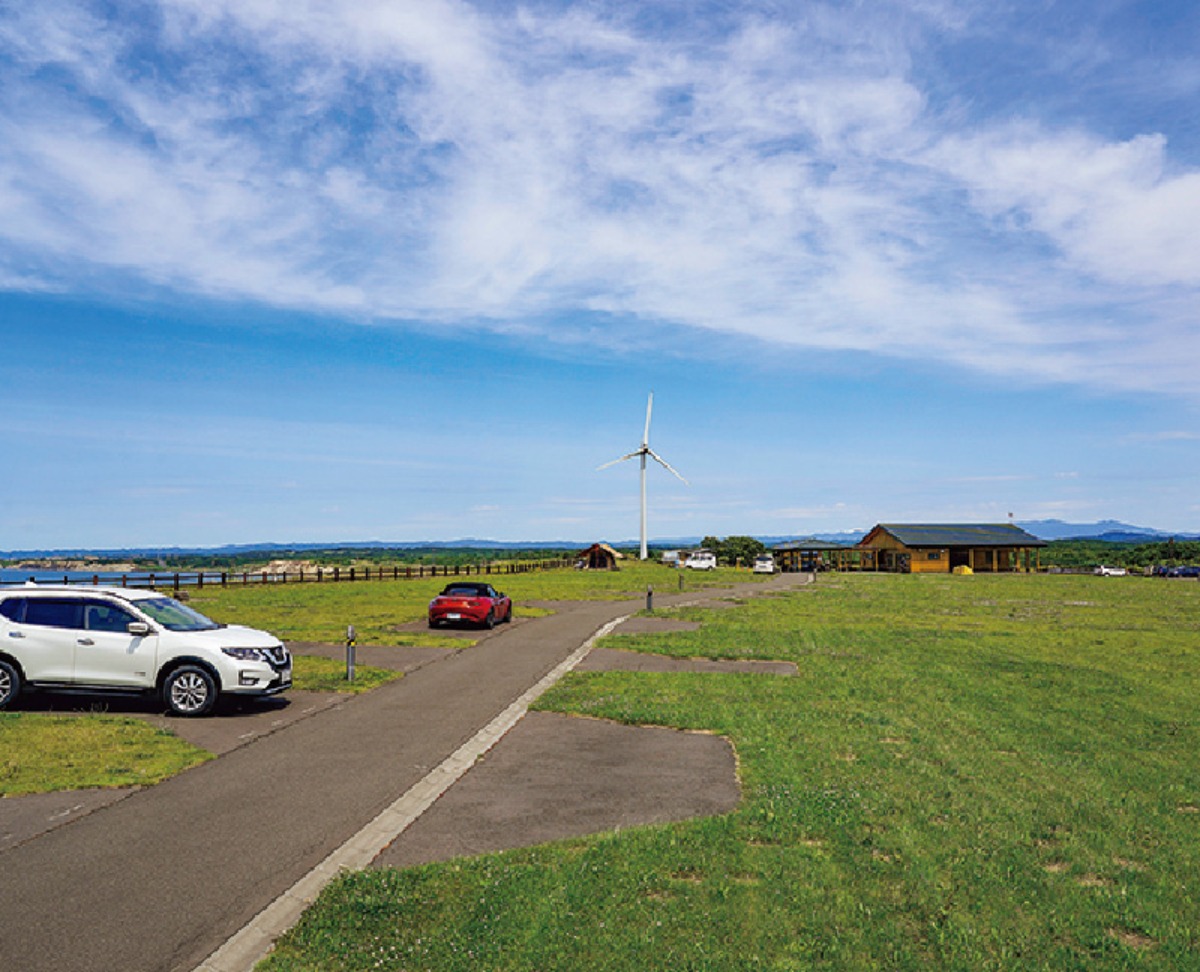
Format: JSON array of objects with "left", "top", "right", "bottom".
[
  {"left": 0, "top": 585, "right": 291, "bottom": 717},
  {"left": 684, "top": 551, "right": 717, "bottom": 570}
]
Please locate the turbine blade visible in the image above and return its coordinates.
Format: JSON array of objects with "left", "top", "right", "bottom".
[
  {"left": 597, "top": 451, "right": 641, "bottom": 471},
  {"left": 643, "top": 392, "right": 653, "bottom": 446},
  {"left": 646, "top": 447, "right": 688, "bottom": 485}
]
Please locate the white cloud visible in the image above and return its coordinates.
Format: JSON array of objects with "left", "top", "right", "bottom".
[
  {"left": 930, "top": 127, "right": 1200, "bottom": 288},
  {"left": 0, "top": 1, "right": 1198, "bottom": 396}
]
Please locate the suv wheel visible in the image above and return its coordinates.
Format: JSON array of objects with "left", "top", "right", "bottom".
[
  {"left": 0, "top": 659, "right": 21, "bottom": 710},
  {"left": 163, "top": 665, "right": 218, "bottom": 717}
]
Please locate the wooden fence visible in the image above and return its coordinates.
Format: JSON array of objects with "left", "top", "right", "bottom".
[{"left": 29, "top": 558, "right": 576, "bottom": 593}]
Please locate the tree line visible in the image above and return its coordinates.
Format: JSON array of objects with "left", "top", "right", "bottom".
[{"left": 1040, "top": 538, "right": 1200, "bottom": 569}]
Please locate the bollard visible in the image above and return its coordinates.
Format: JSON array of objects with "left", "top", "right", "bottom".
[
  {"left": 646, "top": 585, "right": 654, "bottom": 613},
  {"left": 678, "top": 572, "right": 684, "bottom": 591},
  {"left": 345, "top": 624, "right": 357, "bottom": 682}
]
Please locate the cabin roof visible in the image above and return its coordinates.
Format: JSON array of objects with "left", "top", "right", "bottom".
[{"left": 863, "top": 523, "right": 1046, "bottom": 548}]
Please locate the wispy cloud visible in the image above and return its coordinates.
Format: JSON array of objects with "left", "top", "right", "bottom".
[{"left": 1, "top": 1, "right": 1197, "bottom": 395}]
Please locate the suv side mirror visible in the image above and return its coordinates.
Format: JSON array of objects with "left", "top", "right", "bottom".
[{"left": 127, "top": 621, "right": 152, "bottom": 637}]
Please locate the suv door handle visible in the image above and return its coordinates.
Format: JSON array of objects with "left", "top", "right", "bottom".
[
  {"left": 77, "top": 637, "right": 95, "bottom": 646},
  {"left": 7, "top": 631, "right": 23, "bottom": 638}
]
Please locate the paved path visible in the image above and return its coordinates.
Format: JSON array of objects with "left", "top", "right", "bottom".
[{"left": 0, "top": 573, "right": 810, "bottom": 972}]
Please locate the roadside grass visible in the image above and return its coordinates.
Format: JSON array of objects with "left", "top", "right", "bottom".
[
  {"left": 262, "top": 573, "right": 1200, "bottom": 971},
  {"left": 0, "top": 712, "right": 212, "bottom": 796},
  {"left": 291, "top": 654, "right": 402, "bottom": 694}
]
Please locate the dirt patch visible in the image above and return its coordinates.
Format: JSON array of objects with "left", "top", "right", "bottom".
[
  {"left": 372, "top": 711, "right": 740, "bottom": 869},
  {"left": 1108, "top": 928, "right": 1156, "bottom": 950},
  {"left": 1076, "top": 873, "right": 1114, "bottom": 888}
]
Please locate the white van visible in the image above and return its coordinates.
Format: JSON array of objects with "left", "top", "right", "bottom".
[{"left": 684, "top": 551, "right": 717, "bottom": 570}]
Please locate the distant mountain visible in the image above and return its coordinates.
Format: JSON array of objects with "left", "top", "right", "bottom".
[{"left": 1017, "top": 519, "right": 1200, "bottom": 542}]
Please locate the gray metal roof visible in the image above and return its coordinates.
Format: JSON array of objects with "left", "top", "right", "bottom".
[
  {"left": 866, "top": 523, "right": 1046, "bottom": 548},
  {"left": 772, "top": 538, "right": 853, "bottom": 551}
]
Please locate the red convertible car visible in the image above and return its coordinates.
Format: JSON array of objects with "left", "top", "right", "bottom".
[{"left": 428, "top": 582, "right": 513, "bottom": 629}]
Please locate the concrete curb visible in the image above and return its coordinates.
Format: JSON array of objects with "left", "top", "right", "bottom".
[{"left": 192, "top": 614, "right": 629, "bottom": 972}]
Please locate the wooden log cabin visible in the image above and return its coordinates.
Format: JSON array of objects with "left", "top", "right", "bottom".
[{"left": 856, "top": 523, "right": 1045, "bottom": 573}]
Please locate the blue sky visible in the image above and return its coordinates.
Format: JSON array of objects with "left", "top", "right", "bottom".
[{"left": 2, "top": 0, "right": 1198, "bottom": 549}]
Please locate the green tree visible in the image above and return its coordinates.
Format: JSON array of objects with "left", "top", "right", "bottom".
[{"left": 699, "top": 535, "right": 767, "bottom": 567}]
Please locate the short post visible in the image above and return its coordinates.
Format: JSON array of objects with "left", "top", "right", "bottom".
[
  {"left": 646, "top": 585, "right": 654, "bottom": 613},
  {"left": 678, "top": 572, "right": 684, "bottom": 591},
  {"left": 345, "top": 624, "right": 357, "bottom": 682}
]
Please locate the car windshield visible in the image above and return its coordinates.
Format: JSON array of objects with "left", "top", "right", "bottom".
[
  {"left": 136, "top": 596, "right": 221, "bottom": 631},
  {"left": 443, "top": 586, "right": 485, "bottom": 597}
]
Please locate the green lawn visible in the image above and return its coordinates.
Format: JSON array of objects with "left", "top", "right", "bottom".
[
  {"left": 262, "top": 573, "right": 1200, "bottom": 971},
  {"left": 0, "top": 712, "right": 212, "bottom": 795}
]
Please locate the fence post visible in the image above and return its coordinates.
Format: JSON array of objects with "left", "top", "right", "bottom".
[
  {"left": 198, "top": 572, "right": 204, "bottom": 589},
  {"left": 350, "top": 567, "right": 356, "bottom": 582},
  {"left": 222, "top": 571, "right": 227, "bottom": 586},
  {"left": 173, "top": 573, "right": 180, "bottom": 593}
]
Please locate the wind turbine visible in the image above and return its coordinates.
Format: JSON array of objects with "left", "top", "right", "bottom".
[{"left": 597, "top": 393, "right": 688, "bottom": 560}]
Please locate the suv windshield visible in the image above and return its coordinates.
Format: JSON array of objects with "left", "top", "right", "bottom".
[{"left": 136, "top": 597, "right": 221, "bottom": 632}]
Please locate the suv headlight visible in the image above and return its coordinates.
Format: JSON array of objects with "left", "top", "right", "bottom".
[{"left": 222, "top": 647, "right": 267, "bottom": 661}]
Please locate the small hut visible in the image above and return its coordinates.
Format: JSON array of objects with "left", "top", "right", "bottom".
[
  {"left": 772, "top": 538, "right": 853, "bottom": 572},
  {"left": 576, "top": 542, "right": 624, "bottom": 571}
]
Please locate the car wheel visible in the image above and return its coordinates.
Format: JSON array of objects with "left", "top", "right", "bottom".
[
  {"left": 503, "top": 605, "right": 513, "bottom": 623},
  {"left": 483, "top": 610, "right": 495, "bottom": 630},
  {"left": 163, "top": 665, "right": 218, "bottom": 717},
  {"left": 0, "top": 658, "right": 21, "bottom": 710},
  {"left": 428, "top": 618, "right": 440, "bottom": 629}
]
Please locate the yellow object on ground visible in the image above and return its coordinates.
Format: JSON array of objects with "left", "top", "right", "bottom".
[{"left": 952, "top": 565, "right": 974, "bottom": 575}]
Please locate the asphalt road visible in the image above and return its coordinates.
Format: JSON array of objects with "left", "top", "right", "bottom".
[{"left": 0, "top": 573, "right": 810, "bottom": 972}]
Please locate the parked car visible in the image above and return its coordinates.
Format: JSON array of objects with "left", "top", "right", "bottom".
[
  {"left": 1094, "top": 565, "right": 1127, "bottom": 576},
  {"left": 683, "top": 551, "right": 717, "bottom": 570},
  {"left": 0, "top": 585, "right": 290, "bottom": 716},
  {"left": 752, "top": 554, "right": 776, "bottom": 574},
  {"left": 428, "top": 582, "right": 512, "bottom": 628},
  {"left": 1166, "top": 565, "right": 1200, "bottom": 578}
]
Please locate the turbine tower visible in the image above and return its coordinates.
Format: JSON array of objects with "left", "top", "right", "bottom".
[{"left": 597, "top": 393, "right": 688, "bottom": 560}]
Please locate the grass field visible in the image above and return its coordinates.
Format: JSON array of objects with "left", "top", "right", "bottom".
[
  {"left": 261, "top": 573, "right": 1200, "bottom": 971},
  {"left": 188, "top": 563, "right": 752, "bottom": 645}
]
